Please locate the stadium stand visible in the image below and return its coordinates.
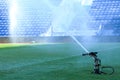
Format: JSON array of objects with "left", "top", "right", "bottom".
[
  {"left": 0, "top": 0, "right": 120, "bottom": 37},
  {"left": 0, "top": 0, "right": 9, "bottom": 37},
  {"left": 89, "top": 0, "right": 120, "bottom": 36}
]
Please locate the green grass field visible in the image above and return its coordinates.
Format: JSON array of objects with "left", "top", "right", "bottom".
[{"left": 0, "top": 43, "right": 120, "bottom": 80}]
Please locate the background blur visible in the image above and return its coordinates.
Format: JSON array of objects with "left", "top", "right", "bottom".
[{"left": 0, "top": 0, "right": 120, "bottom": 43}]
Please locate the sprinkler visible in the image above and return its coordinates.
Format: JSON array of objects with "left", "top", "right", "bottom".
[{"left": 82, "top": 52, "right": 114, "bottom": 75}]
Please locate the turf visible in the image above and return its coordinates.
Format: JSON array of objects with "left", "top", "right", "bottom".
[{"left": 0, "top": 43, "right": 120, "bottom": 80}]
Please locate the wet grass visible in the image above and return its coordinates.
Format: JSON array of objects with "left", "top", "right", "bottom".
[{"left": 0, "top": 43, "right": 120, "bottom": 80}]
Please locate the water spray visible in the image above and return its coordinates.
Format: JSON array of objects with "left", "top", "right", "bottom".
[{"left": 70, "top": 35, "right": 89, "bottom": 53}]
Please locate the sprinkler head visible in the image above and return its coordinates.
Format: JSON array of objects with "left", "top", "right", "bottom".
[
  {"left": 89, "top": 52, "right": 98, "bottom": 56},
  {"left": 82, "top": 52, "right": 98, "bottom": 56}
]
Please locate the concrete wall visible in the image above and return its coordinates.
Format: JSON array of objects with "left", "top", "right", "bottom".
[{"left": 0, "top": 36, "right": 120, "bottom": 43}]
